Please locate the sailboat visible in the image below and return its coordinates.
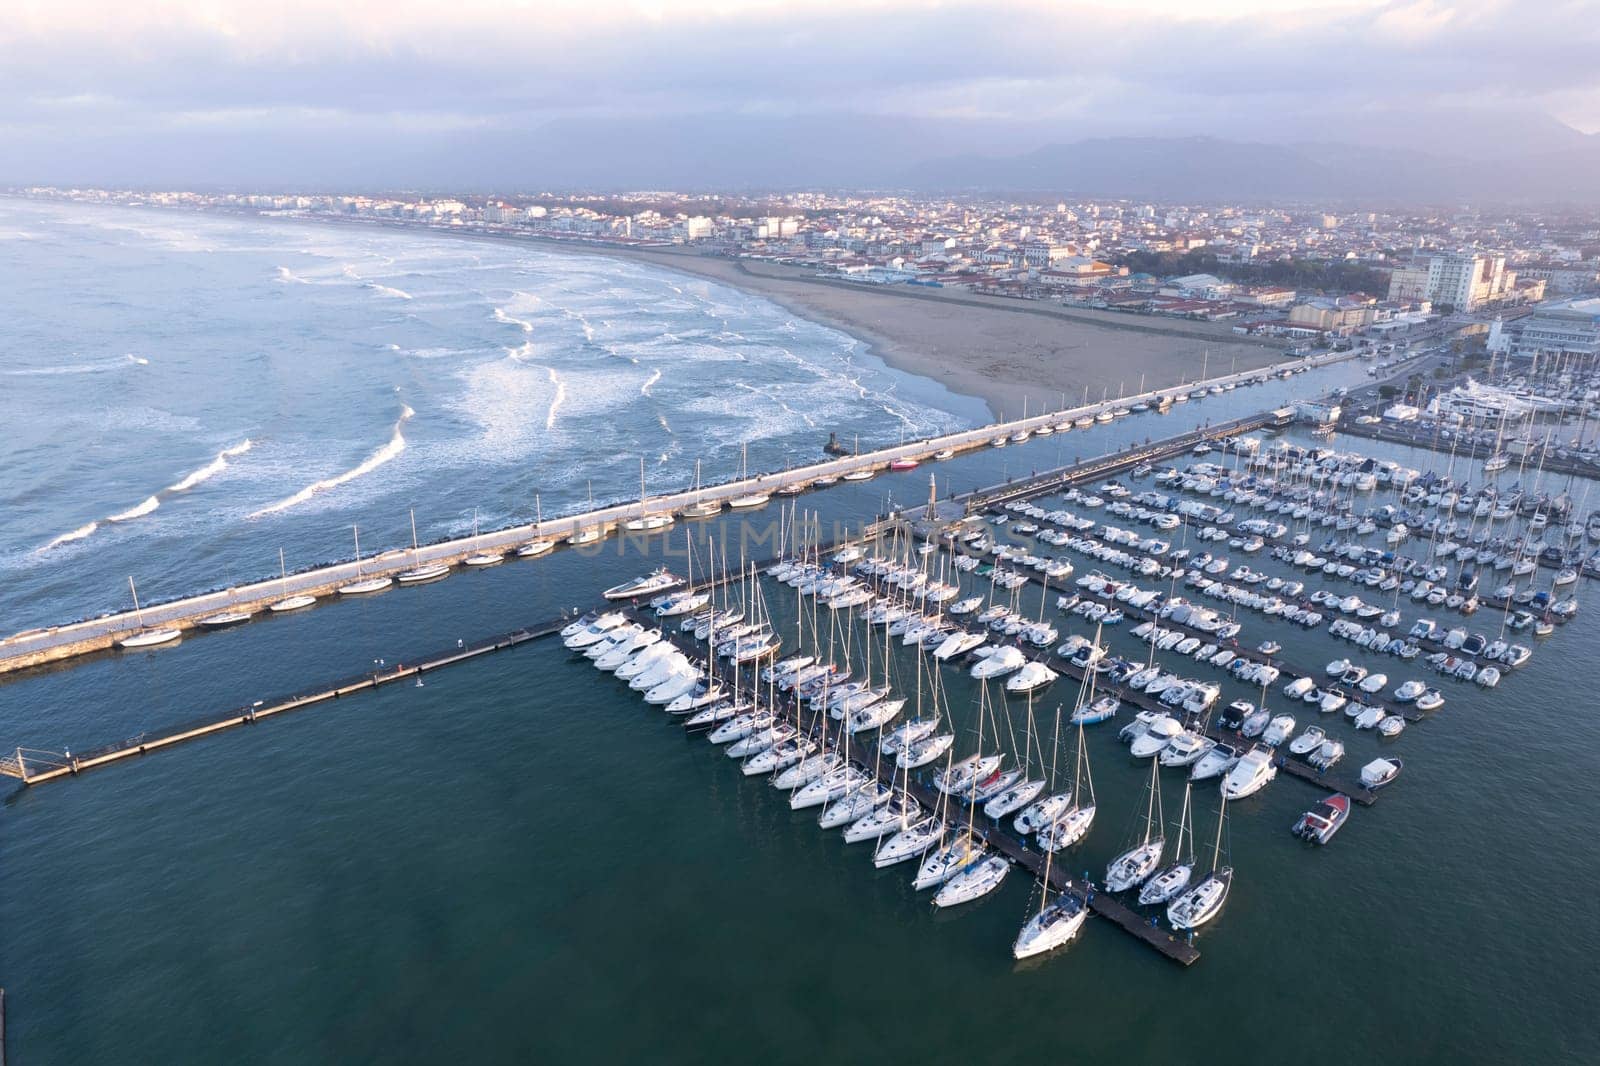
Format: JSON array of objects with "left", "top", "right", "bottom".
[
  {"left": 1103, "top": 758, "right": 1165, "bottom": 892},
  {"left": 567, "top": 481, "right": 605, "bottom": 545},
  {"left": 116, "top": 576, "right": 182, "bottom": 648},
  {"left": 1138, "top": 782, "right": 1196, "bottom": 906},
  {"left": 624, "top": 458, "right": 676, "bottom": 532},
  {"left": 680, "top": 460, "right": 724, "bottom": 519},
  {"left": 1013, "top": 697, "right": 1088, "bottom": 960},
  {"left": 1038, "top": 661, "right": 1099, "bottom": 851},
  {"left": 268, "top": 548, "right": 317, "bottom": 612},
  {"left": 516, "top": 494, "right": 557, "bottom": 557},
  {"left": 1167, "top": 795, "right": 1232, "bottom": 930},
  {"left": 463, "top": 509, "right": 507, "bottom": 566},
  {"left": 337, "top": 525, "right": 393, "bottom": 595},
  {"left": 727, "top": 444, "right": 771, "bottom": 509},
  {"left": 397, "top": 510, "right": 451, "bottom": 583},
  {"left": 841, "top": 434, "right": 875, "bottom": 481}
]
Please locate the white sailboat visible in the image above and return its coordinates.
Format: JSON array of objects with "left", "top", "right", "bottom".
[
  {"left": 337, "top": 525, "right": 392, "bottom": 595},
  {"left": 516, "top": 495, "right": 557, "bottom": 557},
  {"left": 679, "top": 460, "right": 724, "bottom": 519},
  {"left": 268, "top": 548, "right": 317, "bottom": 612},
  {"left": 116, "top": 576, "right": 182, "bottom": 648},
  {"left": 1139, "top": 781, "right": 1196, "bottom": 906},
  {"left": 727, "top": 443, "right": 771, "bottom": 509},
  {"left": 1167, "top": 796, "right": 1232, "bottom": 931},
  {"left": 463, "top": 509, "right": 506, "bottom": 566},
  {"left": 1104, "top": 757, "right": 1164, "bottom": 892},
  {"left": 397, "top": 510, "right": 451, "bottom": 583},
  {"left": 624, "top": 458, "right": 677, "bottom": 533}
]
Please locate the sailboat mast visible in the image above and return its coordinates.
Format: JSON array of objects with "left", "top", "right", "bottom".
[{"left": 128, "top": 575, "right": 144, "bottom": 626}]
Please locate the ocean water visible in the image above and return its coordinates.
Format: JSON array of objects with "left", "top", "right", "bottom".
[
  {"left": 2, "top": 205, "right": 1595, "bottom": 1064},
  {"left": 0, "top": 198, "right": 981, "bottom": 629}
]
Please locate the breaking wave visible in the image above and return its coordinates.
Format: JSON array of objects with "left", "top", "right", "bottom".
[
  {"left": 107, "top": 495, "right": 160, "bottom": 522},
  {"left": 38, "top": 521, "right": 99, "bottom": 553},
  {"left": 366, "top": 282, "right": 413, "bottom": 300},
  {"left": 166, "top": 439, "right": 254, "bottom": 493},
  {"left": 250, "top": 406, "right": 413, "bottom": 517},
  {"left": 543, "top": 368, "right": 566, "bottom": 431},
  {"left": 493, "top": 306, "right": 535, "bottom": 333},
  {"left": 641, "top": 368, "right": 662, "bottom": 397}
]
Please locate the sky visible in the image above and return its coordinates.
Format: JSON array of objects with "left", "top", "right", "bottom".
[{"left": 2, "top": 0, "right": 1597, "bottom": 188}]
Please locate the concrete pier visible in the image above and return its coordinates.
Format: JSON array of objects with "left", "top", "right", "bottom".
[{"left": 0, "top": 354, "right": 1351, "bottom": 676}]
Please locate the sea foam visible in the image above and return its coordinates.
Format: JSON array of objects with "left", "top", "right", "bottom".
[{"left": 250, "top": 407, "right": 413, "bottom": 517}]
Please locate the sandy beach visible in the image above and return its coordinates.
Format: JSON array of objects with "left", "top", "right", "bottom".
[
  {"left": 285, "top": 216, "right": 1292, "bottom": 422},
  {"left": 542, "top": 243, "right": 1290, "bottom": 420}
]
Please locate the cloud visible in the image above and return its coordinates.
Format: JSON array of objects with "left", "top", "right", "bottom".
[{"left": 1, "top": 0, "right": 1597, "bottom": 185}]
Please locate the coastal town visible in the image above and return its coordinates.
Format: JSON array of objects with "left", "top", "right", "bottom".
[{"left": 16, "top": 185, "right": 1599, "bottom": 365}]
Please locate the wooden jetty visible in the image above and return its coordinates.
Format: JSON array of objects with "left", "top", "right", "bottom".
[{"left": 0, "top": 619, "right": 569, "bottom": 786}]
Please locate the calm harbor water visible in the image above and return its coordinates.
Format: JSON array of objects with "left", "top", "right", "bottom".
[{"left": 1, "top": 210, "right": 1594, "bottom": 1063}]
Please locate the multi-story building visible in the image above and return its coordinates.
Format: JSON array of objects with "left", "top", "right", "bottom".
[{"left": 1487, "top": 297, "right": 1600, "bottom": 365}]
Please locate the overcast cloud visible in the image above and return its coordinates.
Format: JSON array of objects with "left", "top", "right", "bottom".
[{"left": 2, "top": 0, "right": 1596, "bottom": 187}]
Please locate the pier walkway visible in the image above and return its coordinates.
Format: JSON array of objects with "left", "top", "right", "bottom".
[{"left": 0, "top": 356, "right": 1343, "bottom": 677}]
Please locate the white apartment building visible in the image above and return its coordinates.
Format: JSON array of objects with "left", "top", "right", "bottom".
[{"left": 1488, "top": 297, "right": 1600, "bottom": 364}]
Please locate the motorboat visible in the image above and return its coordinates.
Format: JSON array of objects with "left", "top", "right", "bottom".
[
  {"left": 1393, "top": 679, "right": 1427, "bottom": 702},
  {"left": 1262, "top": 714, "right": 1296, "bottom": 747},
  {"left": 1288, "top": 726, "right": 1325, "bottom": 756},
  {"left": 1189, "top": 743, "right": 1238, "bottom": 782},
  {"left": 564, "top": 612, "right": 628, "bottom": 649},
  {"left": 971, "top": 645, "right": 1027, "bottom": 679},
  {"left": 1005, "top": 661, "right": 1058, "bottom": 693},
  {"left": 1159, "top": 732, "right": 1212, "bottom": 768},
  {"left": 1359, "top": 757, "right": 1404, "bottom": 790},
  {"left": 602, "top": 569, "right": 682, "bottom": 600},
  {"left": 1292, "top": 793, "right": 1350, "bottom": 845},
  {"left": 1129, "top": 715, "right": 1182, "bottom": 759},
  {"left": 1221, "top": 746, "right": 1277, "bottom": 799}
]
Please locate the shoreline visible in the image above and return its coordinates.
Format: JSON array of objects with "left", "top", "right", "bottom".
[
  {"left": 96, "top": 201, "right": 1291, "bottom": 423},
  {"left": 433, "top": 230, "right": 1292, "bottom": 422}
]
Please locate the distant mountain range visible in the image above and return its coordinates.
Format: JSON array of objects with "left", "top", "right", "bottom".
[
  {"left": 916, "top": 133, "right": 1600, "bottom": 205},
  {"left": 9, "top": 105, "right": 1598, "bottom": 204}
]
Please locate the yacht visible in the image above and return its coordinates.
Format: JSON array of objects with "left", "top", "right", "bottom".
[
  {"left": 515, "top": 539, "right": 556, "bottom": 557},
  {"left": 1189, "top": 743, "right": 1238, "bottom": 782},
  {"left": 603, "top": 569, "right": 682, "bottom": 600},
  {"left": 1221, "top": 745, "right": 1277, "bottom": 799}
]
